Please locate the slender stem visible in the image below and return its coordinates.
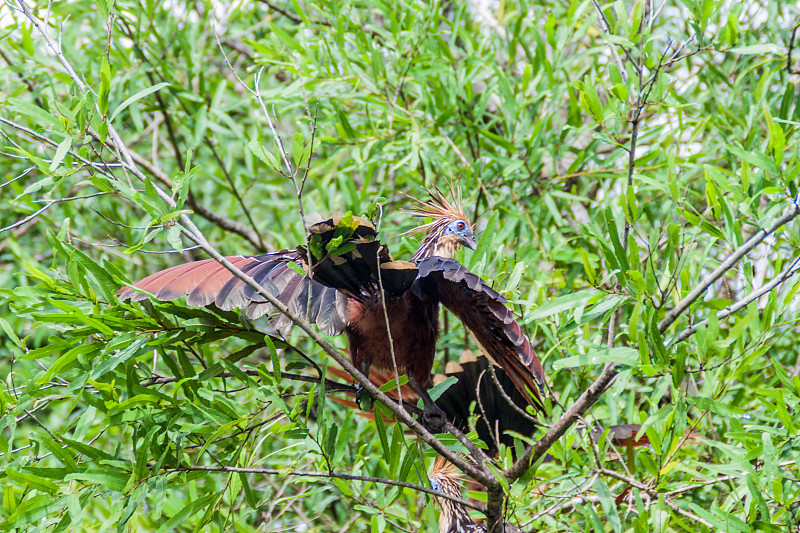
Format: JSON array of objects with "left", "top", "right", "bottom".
[
  {"left": 670, "top": 254, "right": 800, "bottom": 345},
  {"left": 178, "top": 465, "right": 483, "bottom": 512},
  {"left": 590, "top": 0, "right": 629, "bottom": 83},
  {"left": 658, "top": 202, "right": 800, "bottom": 333}
]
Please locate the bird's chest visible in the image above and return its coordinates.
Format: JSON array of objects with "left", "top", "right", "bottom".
[{"left": 345, "top": 294, "right": 440, "bottom": 378}]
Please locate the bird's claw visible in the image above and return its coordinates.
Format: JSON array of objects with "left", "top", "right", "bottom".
[{"left": 421, "top": 404, "right": 447, "bottom": 433}]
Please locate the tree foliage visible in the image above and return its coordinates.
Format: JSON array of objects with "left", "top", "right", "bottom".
[{"left": 2, "top": 0, "right": 800, "bottom": 531}]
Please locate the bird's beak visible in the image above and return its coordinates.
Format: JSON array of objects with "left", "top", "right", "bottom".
[{"left": 460, "top": 233, "right": 478, "bottom": 251}]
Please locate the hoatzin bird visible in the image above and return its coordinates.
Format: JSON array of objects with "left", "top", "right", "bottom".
[
  {"left": 429, "top": 456, "right": 526, "bottom": 533},
  {"left": 117, "top": 190, "right": 546, "bottom": 429}
]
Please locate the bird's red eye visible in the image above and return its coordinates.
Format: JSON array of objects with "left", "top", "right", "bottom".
[{"left": 457, "top": 221, "right": 466, "bottom": 230}]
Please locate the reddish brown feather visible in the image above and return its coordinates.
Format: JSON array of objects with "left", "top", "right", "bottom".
[{"left": 117, "top": 256, "right": 252, "bottom": 302}]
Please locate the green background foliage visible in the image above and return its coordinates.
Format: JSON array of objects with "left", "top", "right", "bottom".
[{"left": 2, "top": 0, "right": 800, "bottom": 531}]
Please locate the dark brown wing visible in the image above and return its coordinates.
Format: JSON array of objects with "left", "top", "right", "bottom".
[
  {"left": 412, "top": 257, "right": 546, "bottom": 409},
  {"left": 116, "top": 251, "right": 349, "bottom": 336}
]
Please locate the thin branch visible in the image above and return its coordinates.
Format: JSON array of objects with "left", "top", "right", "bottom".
[
  {"left": 374, "top": 205, "right": 404, "bottom": 408},
  {"left": 504, "top": 362, "right": 618, "bottom": 482},
  {"left": 0, "top": 192, "right": 112, "bottom": 233},
  {"left": 589, "top": 0, "right": 629, "bottom": 83},
  {"left": 486, "top": 363, "right": 541, "bottom": 426},
  {"left": 255, "top": 0, "right": 388, "bottom": 46},
  {"left": 670, "top": 254, "right": 800, "bottom": 345},
  {"left": 177, "top": 464, "right": 483, "bottom": 512},
  {"left": 658, "top": 201, "right": 800, "bottom": 333},
  {"left": 595, "top": 468, "right": 713, "bottom": 528},
  {"left": 787, "top": 22, "right": 800, "bottom": 75},
  {"left": 140, "top": 369, "right": 355, "bottom": 392},
  {"left": 664, "top": 460, "right": 797, "bottom": 498}
]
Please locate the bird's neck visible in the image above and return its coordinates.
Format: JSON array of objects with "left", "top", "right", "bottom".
[
  {"left": 440, "top": 502, "right": 477, "bottom": 533},
  {"left": 412, "top": 233, "right": 459, "bottom": 263}
]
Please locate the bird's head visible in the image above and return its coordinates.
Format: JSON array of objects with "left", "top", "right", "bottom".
[
  {"left": 429, "top": 457, "right": 475, "bottom": 533},
  {"left": 406, "top": 187, "right": 477, "bottom": 262},
  {"left": 429, "top": 456, "right": 466, "bottom": 500}
]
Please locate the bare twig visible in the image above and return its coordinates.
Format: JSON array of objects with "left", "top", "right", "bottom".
[
  {"left": 596, "top": 468, "right": 713, "bottom": 528},
  {"left": 255, "top": 0, "right": 388, "bottom": 46},
  {"left": 374, "top": 205, "right": 404, "bottom": 409},
  {"left": 486, "top": 363, "right": 541, "bottom": 426},
  {"left": 589, "top": 0, "right": 629, "bottom": 83},
  {"left": 0, "top": 192, "right": 112, "bottom": 233},
  {"left": 670, "top": 254, "right": 800, "bottom": 345},
  {"left": 658, "top": 202, "right": 800, "bottom": 333},
  {"left": 178, "top": 464, "right": 483, "bottom": 512},
  {"left": 788, "top": 22, "right": 800, "bottom": 75}
]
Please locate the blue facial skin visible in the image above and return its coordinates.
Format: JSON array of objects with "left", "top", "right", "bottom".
[
  {"left": 444, "top": 219, "right": 478, "bottom": 250},
  {"left": 429, "top": 477, "right": 441, "bottom": 492},
  {"left": 444, "top": 219, "right": 469, "bottom": 236}
]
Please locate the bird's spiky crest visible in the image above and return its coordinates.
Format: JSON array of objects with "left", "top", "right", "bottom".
[
  {"left": 401, "top": 186, "right": 475, "bottom": 262},
  {"left": 401, "top": 185, "right": 471, "bottom": 237},
  {"left": 430, "top": 456, "right": 465, "bottom": 486}
]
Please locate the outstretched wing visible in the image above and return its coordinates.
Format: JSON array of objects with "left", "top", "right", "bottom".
[
  {"left": 115, "top": 215, "right": 406, "bottom": 336},
  {"left": 412, "top": 257, "right": 546, "bottom": 408},
  {"left": 116, "top": 251, "right": 349, "bottom": 336}
]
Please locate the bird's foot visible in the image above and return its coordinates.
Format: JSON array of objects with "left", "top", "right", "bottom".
[
  {"left": 355, "top": 384, "right": 374, "bottom": 411},
  {"left": 421, "top": 404, "right": 447, "bottom": 433}
]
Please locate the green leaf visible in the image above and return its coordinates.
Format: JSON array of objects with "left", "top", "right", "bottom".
[
  {"left": 5, "top": 469, "right": 59, "bottom": 494},
  {"left": 156, "top": 494, "right": 218, "bottom": 532},
  {"left": 726, "top": 143, "right": 780, "bottom": 175},
  {"left": 109, "top": 82, "right": 171, "bottom": 122},
  {"left": 6, "top": 97, "right": 60, "bottom": 128},
  {"left": 552, "top": 347, "right": 639, "bottom": 370},
  {"left": 594, "top": 478, "right": 622, "bottom": 532},
  {"left": 292, "top": 131, "right": 304, "bottom": 166},
  {"left": 427, "top": 376, "right": 456, "bottom": 402},
  {"left": 3, "top": 494, "right": 68, "bottom": 529},
  {"left": 528, "top": 290, "right": 601, "bottom": 320},
  {"left": 48, "top": 135, "right": 73, "bottom": 172},
  {"left": 99, "top": 58, "right": 111, "bottom": 115},
  {"left": 728, "top": 43, "right": 784, "bottom": 55},
  {"left": 64, "top": 469, "right": 130, "bottom": 492},
  {"left": 247, "top": 137, "right": 280, "bottom": 170},
  {"left": 686, "top": 396, "right": 745, "bottom": 418},
  {"left": 265, "top": 334, "right": 281, "bottom": 384},
  {"left": 0, "top": 318, "right": 22, "bottom": 347}
]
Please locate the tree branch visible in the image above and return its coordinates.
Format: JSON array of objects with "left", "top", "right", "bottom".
[
  {"left": 177, "top": 464, "right": 484, "bottom": 512},
  {"left": 658, "top": 202, "right": 800, "bottom": 333},
  {"left": 504, "top": 362, "right": 619, "bottom": 482},
  {"left": 670, "top": 254, "right": 800, "bottom": 345}
]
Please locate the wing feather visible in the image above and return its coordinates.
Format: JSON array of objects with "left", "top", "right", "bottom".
[
  {"left": 116, "top": 251, "right": 349, "bottom": 335},
  {"left": 414, "top": 257, "right": 546, "bottom": 408}
]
